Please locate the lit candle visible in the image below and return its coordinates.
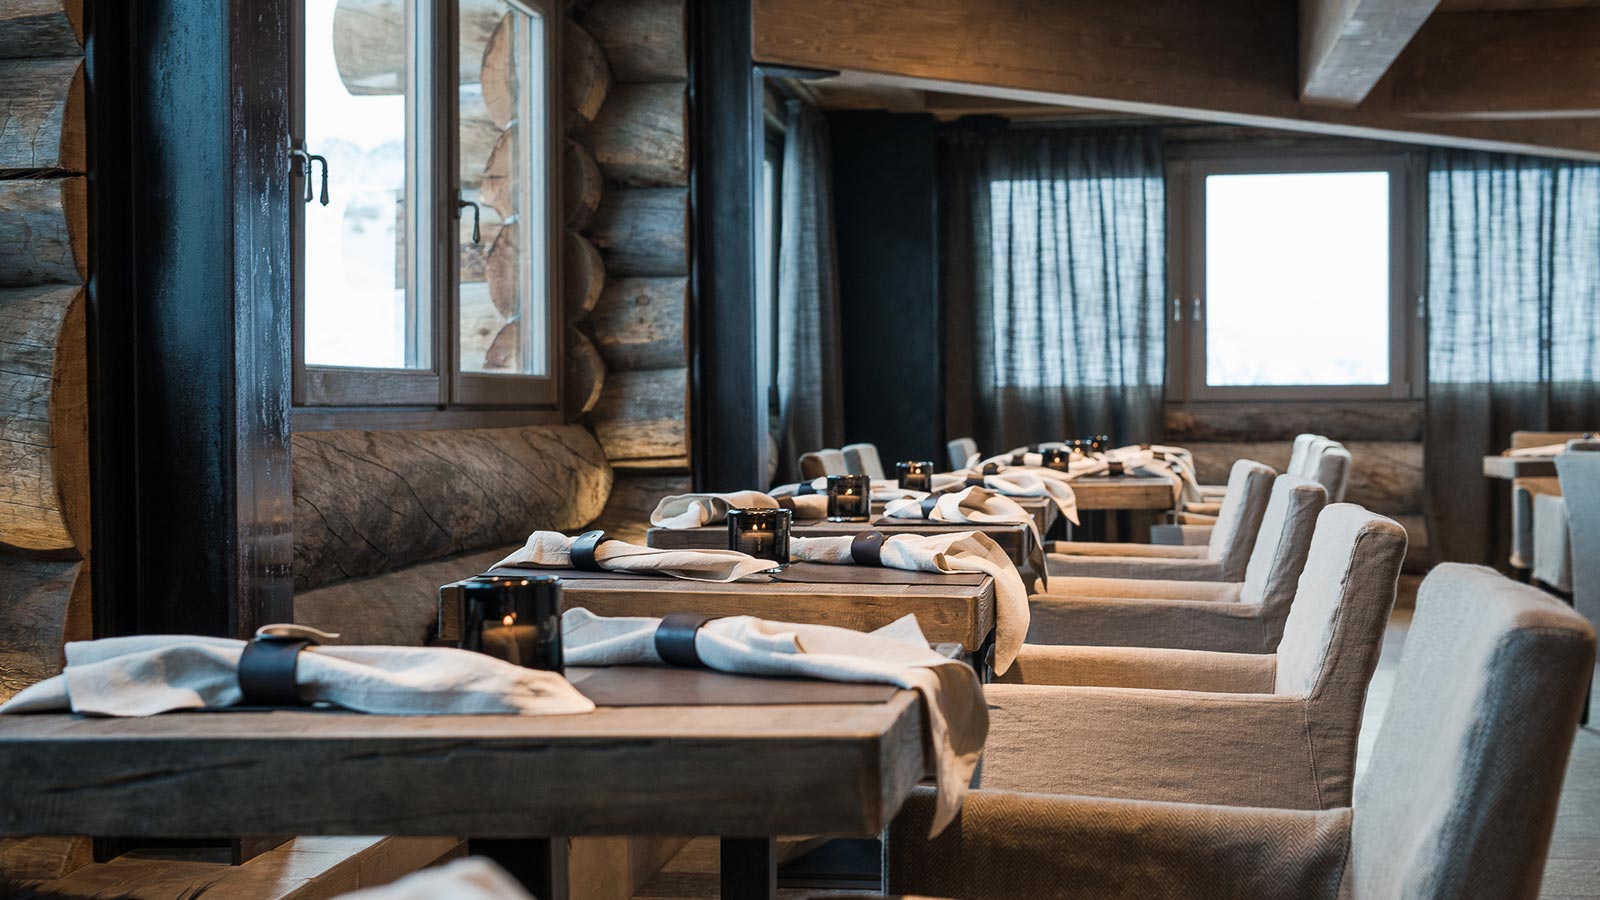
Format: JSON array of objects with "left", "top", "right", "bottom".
[
  {"left": 727, "top": 507, "right": 791, "bottom": 564},
  {"left": 827, "top": 473, "right": 872, "bottom": 522},
  {"left": 895, "top": 460, "right": 937, "bottom": 493},
  {"left": 459, "top": 575, "right": 564, "bottom": 672},
  {"left": 1042, "top": 447, "right": 1072, "bottom": 471}
]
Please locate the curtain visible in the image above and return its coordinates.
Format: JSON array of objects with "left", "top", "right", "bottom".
[
  {"left": 1426, "top": 149, "right": 1600, "bottom": 566},
  {"left": 774, "top": 100, "right": 845, "bottom": 485},
  {"left": 941, "top": 126, "right": 1166, "bottom": 454}
]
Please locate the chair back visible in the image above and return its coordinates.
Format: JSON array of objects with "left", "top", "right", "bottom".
[
  {"left": 1287, "top": 433, "right": 1326, "bottom": 477},
  {"left": 798, "top": 448, "right": 849, "bottom": 480},
  {"left": 947, "top": 437, "right": 979, "bottom": 471},
  {"left": 1311, "top": 443, "right": 1353, "bottom": 503},
  {"left": 1239, "top": 475, "right": 1327, "bottom": 646},
  {"left": 1557, "top": 448, "right": 1600, "bottom": 630},
  {"left": 1204, "top": 459, "right": 1276, "bottom": 579},
  {"left": 842, "top": 442, "right": 886, "bottom": 480},
  {"left": 1351, "top": 565, "right": 1594, "bottom": 900}
]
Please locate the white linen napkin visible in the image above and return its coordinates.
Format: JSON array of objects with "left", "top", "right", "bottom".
[
  {"left": 883, "top": 485, "right": 1042, "bottom": 543},
  {"left": 338, "top": 858, "right": 533, "bottom": 900},
  {"left": 789, "top": 532, "right": 1030, "bottom": 677},
  {"left": 0, "top": 625, "right": 595, "bottom": 718},
  {"left": 649, "top": 490, "right": 830, "bottom": 529},
  {"left": 930, "top": 470, "right": 1080, "bottom": 524},
  {"left": 564, "top": 608, "right": 986, "bottom": 836},
  {"left": 495, "top": 531, "right": 776, "bottom": 582}
]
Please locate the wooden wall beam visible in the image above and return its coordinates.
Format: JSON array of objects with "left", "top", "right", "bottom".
[
  {"left": 1299, "top": 0, "right": 1440, "bottom": 107},
  {"left": 1389, "top": 10, "right": 1600, "bottom": 119},
  {"left": 0, "top": 0, "right": 82, "bottom": 58},
  {"left": 582, "top": 0, "right": 687, "bottom": 83},
  {"left": 751, "top": 0, "right": 1600, "bottom": 160},
  {"left": 0, "top": 58, "right": 84, "bottom": 172},
  {"left": 0, "top": 286, "right": 87, "bottom": 554}
]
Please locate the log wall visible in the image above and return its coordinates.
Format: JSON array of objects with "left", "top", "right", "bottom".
[
  {"left": 570, "top": 0, "right": 694, "bottom": 535},
  {"left": 0, "top": 0, "right": 92, "bottom": 878}
]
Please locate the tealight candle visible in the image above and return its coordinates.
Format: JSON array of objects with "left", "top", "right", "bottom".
[
  {"left": 827, "top": 473, "right": 872, "bottom": 522},
  {"left": 459, "top": 574, "right": 563, "bottom": 672},
  {"left": 1042, "top": 447, "right": 1072, "bottom": 471},
  {"left": 727, "top": 507, "right": 791, "bottom": 565},
  {"left": 895, "top": 460, "right": 937, "bottom": 493}
]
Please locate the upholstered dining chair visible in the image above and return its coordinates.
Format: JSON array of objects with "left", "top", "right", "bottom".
[
  {"left": 1555, "top": 443, "right": 1600, "bottom": 723},
  {"left": 989, "top": 505, "right": 1404, "bottom": 811},
  {"left": 1511, "top": 476, "right": 1562, "bottom": 576},
  {"left": 947, "top": 437, "right": 979, "bottom": 471},
  {"left": 1026, "top": 476, "right": 1328, "bottom": 652},
  {"left": 1192, "top": 433, "right": 1324, "bottom": 502},
  {"left": 1046, "top": 459, "right": 1274, "bottom": 581},
  {"left": 843, "top": 442, "right": 887, "bottom": 480},
  {"left": 1174, "top": 439, "right": 1350, "bottom": 530},
  {"left": 886, "top": 564, "right": 1595, "bottom": 900},
  {"left": 797, "top": 448, "right": 849, "bottom": 480}
]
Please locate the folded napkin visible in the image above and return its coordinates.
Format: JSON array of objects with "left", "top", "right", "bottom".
[
  {"left": 0, "top": 625, "right": 595, "bottom": 718},
  {"left": 771, "top": 478, "right": 922, "bottom": 502},
  {"left": 339, "top": 859, "right": 532, "bottom": 900},
  {"left": 496, "top": 531, "right": 776, "bottom": 582},
  {"left": 1507, "top": 443, "right": 1569, "bottom": 458},
  {"left": 564, "top": 608, "right": 986, "bottom": 835},
  {"left": 789, "top": 531, "right": 1030, "bottom": 676},
  {"left": 649, "top": 490, "right": 830, "bottom": 529},
  {"left": 884, "top": 485, "right": 1042, "bottom": 542},
  {"left": 930, "top": 470, "right": 1080, "bottom": 525}
]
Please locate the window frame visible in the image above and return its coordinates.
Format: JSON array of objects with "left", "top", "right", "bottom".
[
  {"left": 289, "top": 0, "right": 562, "bottom": 424},
  {"left": 1166, "top": 147, "right": 1424, "bottom": 403}
]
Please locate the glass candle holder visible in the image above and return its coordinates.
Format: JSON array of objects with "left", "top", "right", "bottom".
[
  {"left": 896, "top": 460, "right": 937, "bottom": 493},
  {"left": 1042, "top": 447, "right": 1072, "bottom": 471},
  {"left": 827, "top": 473, "right": 872, "bottom": 522},
  {"left": 727, "top": 507, "right": 791, "bottom": 565},
  {"left": 460, "top": 574, "right": 564, "bottom": 672}
]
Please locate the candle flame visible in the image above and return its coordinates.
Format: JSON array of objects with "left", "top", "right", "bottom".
[{"left": 502, "top": 614, "right": 516, "bottom": 626}]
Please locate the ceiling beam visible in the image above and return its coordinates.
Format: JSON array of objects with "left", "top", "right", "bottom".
[
  {"left": 1388, "top": 10, "right": 1600, "bottom": 119},
  {"left": 1299, "top": 0, "right": 1442, "bottom": 107},
  {"left": 751, "top": 0, "right": 1600, "bottom": 160}
]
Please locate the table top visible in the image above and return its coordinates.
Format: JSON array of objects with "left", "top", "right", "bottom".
[
  {"left": 1066, "top": 474, "right": 1176, "bottom": 511},
  {"left": 448, "top": 566, "right": 998, "bottom": 651},
  {"left": 647, "top": 516, "right": 1034, "bottom": 567},
  {"left": 1483, "top": 454, "right": 1558, "bottom": 480},
  {"left": 0, "top": 673, "right": 926, "bottom": 840}
]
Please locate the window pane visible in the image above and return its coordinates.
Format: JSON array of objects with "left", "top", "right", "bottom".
[
  {"left": 303, "top": 0, "right": 428, "bottom": 369},
  {"left": 1204, "top": 171, "right": 1390, "bottom": 386},
  {"left": 460, "top": 4, "right": 548, "bottom": 376}
]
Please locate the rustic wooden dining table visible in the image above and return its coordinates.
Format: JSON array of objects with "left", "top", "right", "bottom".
[
  {"left": 646, "top": 515, "right": 1037, "bottom": 568},
  {"left": 1483, "top": 454, "right": 1559, "bottom": 479},
  {"left": 0, "top": 668, "right": 930, "bottom": 900}
]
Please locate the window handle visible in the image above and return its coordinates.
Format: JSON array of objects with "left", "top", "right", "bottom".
[
  {"left": 1191, "top": 296, "right": 1203, "bottom": 322},
  {"left": 457, "top": 198, "right": 481, "bottom": 244},
  {"left": 1172, "top": 296, "right": 1182, "bottom": 323},
  {"left": 310, "top": 154, "right": 329, "bottom": 206}
]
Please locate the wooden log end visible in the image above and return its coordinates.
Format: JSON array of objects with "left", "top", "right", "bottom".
[
  {"left": 0, "top": 58, "right": 86, "bottom": 173},
  {"left": 0, "top": 286, "right": 88, "bottom": 554},
  {"left": 481, "top": 12, "right": 517, "bottom": 130},
  {"left": 565, "top": 138, "right": 603, "bottom": 229},
  {"left": 581, "top": 0, "right": 688, "bottom": 83},
  {"left": 564, "top": 19, "right": 612, "bottom": 127},
  {"left": 0, "top": 556, "right": 89, "bottom": 702},
  {"left": 566, "top": 327, "right": 606, "bottom": 417},
  {"left": 590, "top": 82, "right": 688, "bottom": 188},
  {"left": 564, "top": 229, "right": 605, "bottom": 321},
  {"left": 0, "top": 0, "right": 84, "bottom": 58}
]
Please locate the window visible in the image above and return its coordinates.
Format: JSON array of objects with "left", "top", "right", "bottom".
[
  {"left": 1168, "top": 152, "right": 1420, "bottom": 401},
  {"left": 291, "top": 0, "right": 559, "bottom": 416}
]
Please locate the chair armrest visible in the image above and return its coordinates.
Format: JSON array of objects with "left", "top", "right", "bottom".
[
  {"left": 1173, "top": 512, "right": 1218, "bottom": 525},
  {"left": 1182, "top": 501, "right": 1224, "bottom": 515},
  {"left": 1040, "top": 576, "right": 1242, "bottom": 601},
  {"left": 979, "top": 684, "right": 1321, "bottom": 808},
  {"left": 1027, "top": 594, "right": 1272, "bottom": 652},
  {"left": 1046, "top": 554, "right": 1228, "bottom": 582},
  {"left": 1150, "top": 523, "right": 1214, "bottom": 544},
  {"left": 888, "top": 787, "right": 1350, "bottom": 900},
  {"left": 996, "top": 644, "right": 1277, "bottom": 693},
  {"left": 1046, "top": 541, "right": 1209, "bottom": 558}
]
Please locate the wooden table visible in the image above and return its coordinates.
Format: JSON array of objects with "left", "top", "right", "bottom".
[
  {"left": 444, "top": 566, "right": 998, "bottom": 659},
  {"left": 647, "top": 516, "right": 1035, "bottom": 568},
  {"left": 1483, "top": 454, "right": 1558, "bottom": 479},
  {"left": 1067, "top": 474, "right": 1176, "bottom": 511},
  {"left": 0, "top": 672, "right": 929, "bottom": 899}
]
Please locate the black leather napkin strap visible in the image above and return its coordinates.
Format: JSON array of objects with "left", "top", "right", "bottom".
[
  {"left": 964, "top": 474, "right": 986, "bottom": 487},
  {"left": 570, "top": 529, "right": 612, "bottom": 572},
  {"left": 850, "top": 530, "right": 887, "bottom": 566},
  {"left": 920, "top": 494, "right": 940, "bottom": 519},
  {"left": 797, "top": 481, "right": 819, "bottom": 495},
  {"left": 776, "top": 496, "right": 798, "bottom": 512},
  {"left": 654, "top": 612, "right": 722, "bottom": 668},
  {"left": 238, "top": 637, "right": 311, "bottom": 707}
]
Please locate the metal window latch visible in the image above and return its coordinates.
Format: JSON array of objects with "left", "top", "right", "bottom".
[
  {"left": 457, "top": 198, "right": 481, "bottom": 244},
  {"left": 1191, "top": 296, "right": 1203, "bottom": 322},
  {"left": 289, "top": 145, "right": 329, "bottom": 206},
  {"left": 1173, "top": 296, "right": 1182, "bottom": 323}
]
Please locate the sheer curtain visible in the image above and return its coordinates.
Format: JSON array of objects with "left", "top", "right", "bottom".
[
  {"left": 941, "top": 127, "right": 1166, "bottom": 453},
  {"left": 774, "top": 100, "right": 845, "bottom": 484},
  {"left": 1426, "top": 149, "right": 1600, "bottom": 565}
]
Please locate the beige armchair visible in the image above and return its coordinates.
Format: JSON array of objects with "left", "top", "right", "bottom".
[
  {"left": 1191, "top": 433, "right": 1323, "bottom": 502},
  {"left": 985, "top": 505, "right": 1405, "bottom": 811},
  {"left": 947, "top": 437, "right": 979, "bottom": 471},
  {"left": 1026, "top": 475, "right": 1327, "bottom": 652},
  {"left": 1045, "top": 459, "right": 1273, "bottom": 581},
  {"left": 843, "top": 442, "right": 887, "bottom": 480},
  {"left": 887, "top": 564, "right": 1595, "bottom": 900},
  {"left": 798, "top": 448, "right": 848, "bottom": 480},
  {"left": 1181, "top": 437, "right": 1348, "bottom": 520},
  {"left": 1556, "top": 444, "right": 1600, "bottom": 721}
]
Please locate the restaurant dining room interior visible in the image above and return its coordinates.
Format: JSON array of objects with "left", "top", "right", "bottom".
[{"left": 4, "top": 0, "right": 1600, "bottom": 897}]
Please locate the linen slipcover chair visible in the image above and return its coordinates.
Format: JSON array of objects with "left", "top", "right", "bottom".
[
  {"left": 1555, "top": 445, "right": 1600, "bottom": 720},
  {"left": 1532, "top": 491, "right": 1574, "bottom": 593},
  {"left": 798, "top": 448, "right": 849, "bottom": 480},
  {"left": 886, "top": 564, "right": 1594, "bottom": 900},
  {"left": 843, "top": 442, "right": 887, "bottom": 480},
  {"left": 1026, "top": 476, "right": 1327, "bottom": 653},
  {"left": 1046, "top": 459, "right": 1273, "bottom": 581},
  {"left": 1168, "top": 440, "right": 1350, "bottom": 542},
  {"left": 1193, "top": 432, "right": 1324, "bottom": 502},
  {"left": 1509, "top": 476, "right": 1560, "bottom": 572},
  {"left": 984, "top": 504, "right": 1405, "bottom": 812},
  {"left": 947, "top": 436, "right": 979, "bottom": 471}
]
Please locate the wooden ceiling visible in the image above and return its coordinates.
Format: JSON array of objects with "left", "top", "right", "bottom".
[{"left": 755, "top": 0, "right": 1600, "bottom": 160}]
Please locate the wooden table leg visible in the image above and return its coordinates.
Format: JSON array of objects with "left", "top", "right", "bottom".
[
  {"left": 721, "top": 836, "right": 777, "bottom": 899},
  {"left": 470, "top": 837, "right": 568, "bottom": 899}
]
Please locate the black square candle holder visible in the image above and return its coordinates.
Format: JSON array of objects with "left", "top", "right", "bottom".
[
  {"left": 896, "top": 460, "right": 938, "bottom": 493},
  {"left": 827, "top": 473, "right": 872, "bottom": 522},
  {"left": 459, "top": 574, "right": 564, "bottom": 672},
  {"left": 727, "top": 507, "right": 792, "bottom": 564}
]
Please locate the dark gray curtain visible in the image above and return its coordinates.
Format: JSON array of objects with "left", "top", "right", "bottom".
[
  {"left": 941, "top": 127, "right": 1166, "bottom": 453},
  {"left": 1426, "top": 149, "right": 1600, "bottom": 566},
  {"left": 775, "top": 101, "right": 845, "bottom": 484}
]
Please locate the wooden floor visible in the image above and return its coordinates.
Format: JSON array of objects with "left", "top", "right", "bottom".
[{"left": 640, "top": 601, "right": 1600, "bottom": 898}]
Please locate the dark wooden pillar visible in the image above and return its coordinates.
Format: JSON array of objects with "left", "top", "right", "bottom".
[
  {"left": 89, "top": 0, "right": 294, "bottom": 637},
  {"left": 688, "top": 0, "right": 768, "bottom": 491}
]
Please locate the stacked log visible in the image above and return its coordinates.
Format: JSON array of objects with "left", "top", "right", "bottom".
[{"left": 0, "top": 0, "right": 92, "bottom": 878}]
